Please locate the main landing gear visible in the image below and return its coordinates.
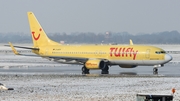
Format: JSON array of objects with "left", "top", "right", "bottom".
[
  {"left": 82, "top": 66, "right": 89, "bottom": 74},
  {"left": 81, "top": 65, "right": 109, "bottom": 74},
  {"left": 101, "top": 65, "right": 109, "bottom": 74}
]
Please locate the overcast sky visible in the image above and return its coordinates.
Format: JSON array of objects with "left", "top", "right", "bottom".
[{"left": 0, "top": 0, "right": 180, "bottom": 34}]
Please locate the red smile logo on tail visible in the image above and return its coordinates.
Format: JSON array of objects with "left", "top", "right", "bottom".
[{"left": 32, "top": 28, "right": 42, "bottom": 40}]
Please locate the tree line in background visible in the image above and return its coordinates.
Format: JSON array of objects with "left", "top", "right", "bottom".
[{"left": 0, "top": 30, "right": 180, "bottom": 44}]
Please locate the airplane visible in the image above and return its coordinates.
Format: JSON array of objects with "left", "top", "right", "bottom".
[{"left": 6, "top": 12, "right": 172, "bottom": 74}]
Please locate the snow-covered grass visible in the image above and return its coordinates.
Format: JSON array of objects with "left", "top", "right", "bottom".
[{"left": 0, "top": 75, "right": 180, "bottom": 101}]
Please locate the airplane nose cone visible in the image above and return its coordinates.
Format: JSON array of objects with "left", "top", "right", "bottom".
[{"left": 165, "top": 54, "right": 173, "bottom": 62}]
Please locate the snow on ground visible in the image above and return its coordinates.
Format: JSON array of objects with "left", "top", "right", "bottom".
[{"left": 0, "top": 75, "right": 180, "bottom": 101}]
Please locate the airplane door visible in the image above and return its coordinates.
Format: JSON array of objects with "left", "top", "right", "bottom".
[
  {"left": 98, "top": 50, "right": 102, "bottom": 57},
  {"left": 145, "top": 49, "right": 150, "bottom": 59},
  {"left": 95, "top": 50, "right": 102, "bottom": 58}
]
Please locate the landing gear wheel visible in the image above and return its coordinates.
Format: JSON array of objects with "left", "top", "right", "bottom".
[
  {"left": 153, "top": 68, "right": 158, "bottom": 72},
  {"left": 101, "top": 65, "right": 109, "bottom": 74},
  {"left": 82, "top": 66, "right": 89, "bottom": 74},
  {"left": 153, "top": 68, "right": 158, "bottom": 74}
]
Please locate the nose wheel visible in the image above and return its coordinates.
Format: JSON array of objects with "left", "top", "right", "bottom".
[{"left": 153, "top": 68, "right": 158, "bottom": 74}]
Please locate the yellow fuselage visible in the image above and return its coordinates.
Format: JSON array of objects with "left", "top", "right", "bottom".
[{"left": 33, "top": 44, "right": 166, "bottom": 66}]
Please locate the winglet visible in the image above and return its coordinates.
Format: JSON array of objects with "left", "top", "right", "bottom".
[
  {"left": 9, "top": 42, "right": 20, "bottom": 55},
  {"left": 130, "top": 39, "right": 133, "bottom": 45}
]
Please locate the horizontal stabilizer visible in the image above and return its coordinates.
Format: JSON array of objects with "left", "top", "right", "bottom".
[
  {"left": 8, "top": 42, "right": 20, "bottom": 55},
  {"left": 4, "top": 44, "right": 39, "bottom": 50},
  {"left": 5, "top": 42, "right": 40, "bottom": 57}
]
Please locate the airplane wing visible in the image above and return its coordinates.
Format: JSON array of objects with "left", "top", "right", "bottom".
[
  {"left": 47, "top": 56, "right": 89, "bottom": 64},
  {"left": 47, "top": 56, "right": 109, "bottom": 65}
]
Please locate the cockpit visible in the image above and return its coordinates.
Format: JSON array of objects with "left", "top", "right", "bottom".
[{"left": 155, "top": 51, "right": 166, "bottom": 54}]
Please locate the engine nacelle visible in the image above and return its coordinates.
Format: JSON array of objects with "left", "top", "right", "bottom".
[
  {"left": 119, "top": 65, "right": 137, "bottom": 68},
  {"left": 85, "top": 59, "right": 105, "bottom": 69}
]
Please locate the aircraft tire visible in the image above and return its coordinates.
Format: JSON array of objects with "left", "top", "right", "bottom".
[
  {"left": 153, "top": 68, "right": 158, "bottom": 75},
  {"left": 8, "top": 88, "right": 14, "bottom": 90},
  {"left": 153, "top": 68, "right": 158, "bottom": 72},
  {"left": 101, "top": 70, "right": 109, "bottom": 74},
  {"left": 153, "top": 71, "right": 158, "bottom": 75},
  {"left": 101, "top": 65, "right": 109, "bottom": 74},
  {"left": 82, "top": 66, "right": 89, "bottom": 74}
]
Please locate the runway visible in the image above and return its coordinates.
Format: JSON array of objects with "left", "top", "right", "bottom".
[
  {"left": 0, "top": 52, "right": 178, "bottom": 75},
  {"left": 0, "top": 54, "right": 179, "bottom": 77},
  {"left": 0, "top": 64, "right": 179, "bottom": 76}
]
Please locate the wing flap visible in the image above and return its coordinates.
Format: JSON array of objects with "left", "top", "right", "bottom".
[{"left": 47, "top": 56, "right": 109, "bottom": 64}]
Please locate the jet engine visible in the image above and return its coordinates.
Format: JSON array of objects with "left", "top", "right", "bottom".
[
  {"left": 85, "top": 59, "right": 105, "bottom": 69},
  {"left": 119, "top": 65, "right": 137, "bottom": 68}
]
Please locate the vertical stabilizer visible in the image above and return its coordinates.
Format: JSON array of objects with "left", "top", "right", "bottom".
[{"left": 27, "top": 12, "right": 59, "bottom": 47}]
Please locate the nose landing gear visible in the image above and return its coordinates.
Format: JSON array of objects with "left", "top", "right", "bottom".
[
  {"left": 153, "top": 64, "right": 163, "bottom": 74},
  {"left": 153, "top": 68, "right": 158, "bottom": 74}
]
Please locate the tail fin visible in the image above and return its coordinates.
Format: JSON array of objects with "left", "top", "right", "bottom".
[{"left": 27, "top": 12, "right": 59, "bottom": 47}]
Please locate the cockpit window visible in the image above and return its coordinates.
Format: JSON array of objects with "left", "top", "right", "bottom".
[
  {"left": 161, "top": 51, "right": 166, "bottom": 54},
  {"left": 155, "top": 51, "right": 166, "bottom": 54}
]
